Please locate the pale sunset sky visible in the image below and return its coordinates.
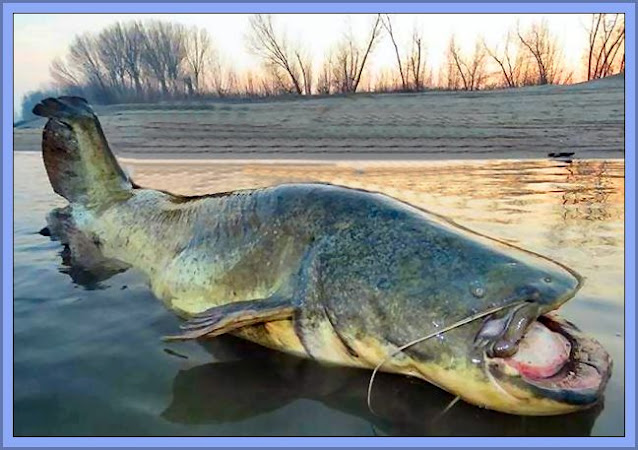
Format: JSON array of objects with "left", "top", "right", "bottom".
[{"left": 14, "top": 13, "right": 594, "bottom": 115}]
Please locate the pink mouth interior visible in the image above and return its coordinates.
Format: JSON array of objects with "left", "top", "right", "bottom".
[{"left": 502, "top": 321, "right": 571, "bottom": 379}]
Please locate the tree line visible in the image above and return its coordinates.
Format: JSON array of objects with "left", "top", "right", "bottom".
[{"left": 19, "top": 14, "right": 625, "bottom": 120}]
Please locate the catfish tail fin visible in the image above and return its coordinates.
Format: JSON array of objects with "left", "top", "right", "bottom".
[{"left": 33, "top": 96, "right": 132, "bottom": 207}]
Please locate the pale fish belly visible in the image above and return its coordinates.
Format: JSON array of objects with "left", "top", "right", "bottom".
[{"left": 231, "top": 319, "right": 370, "bottom": 370}]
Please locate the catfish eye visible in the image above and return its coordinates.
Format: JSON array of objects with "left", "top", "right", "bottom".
[
  {"left": 469, "top": 281, "right": 485, "bottom": 298},
  {"left": 543, "top": 276, "right": 553, "bottom": 283}
]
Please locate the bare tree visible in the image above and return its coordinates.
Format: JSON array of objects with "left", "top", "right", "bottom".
[
  {"left": 517, "top": 20, "right": 565, "bottom": 85},
  {"left": 140, "top": 21, "right": 187, "bottom": 96},
  {"left": 51, "top": 20, "right": 195, "bottom": 102},
  {"left": 485, "top": 32, "right": 515, "bottom": 88},
  {"left": 246, "top": 14, "right": 312, "bottom": 95},
  {"left": 484, "top": 30, "right": 535, "bottom": 88},
  {"left": 50, "top": 56, "right": 81, "bottom": 87},
  {"left": 50, "top": 15, "right": 599, "bottom": 103},
  {"left": 51, "top": 33, "right": 114, "bottom": 102},
  {"left": 381, "top": 14, "right": 407, "bottom": 91},
  {"left": 586, "top": 14, "right": 625, "bottom": 80},
  {"left": 96, "top": 23, "right": 129, "bottom": 95},
  {"left": 50, "top": 33, "right": 115, "bottom": 102},
  {"left": 121, "top": 21, "right": 146, "bottom": 95},
  {"left": 407, "top": 27, "right": 427, "bottom": 91},
  {"left": 140, "top": 25, "right": 167, "bottom": 94},
  {"left": 379, "top": 17, "right": 428, "bottom": 92},
  {"left": 380, "top": 18, "right": 427, "bottom": 92},
  {"left": 70, "top": 34, "right": 109, "bottom": 93},
  {"left": 330, "top": 14, "right": 383, "bottom": 93},
  {"left": 161, "top": 23, "right": 188, "bottom": 93},
  {"left": 184, "top": 26, "right": 213, "bottom": 93},
  {"left": 295, "top": 49, "right": 313, "bottom": 95},
  {"left": 209, "top": 54, "right": 232, "bottom": 97},
  {"left": 448, "top": 36, "right": 467, "bottom": 89},
  {"left": 445, "top": 35, "right": 487, "bottom": 90},
  {"left": 316, "top": 53, "right": 334, "bottom": 95}
]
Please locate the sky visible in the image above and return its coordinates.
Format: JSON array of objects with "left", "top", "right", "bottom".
[{"left": 13, "top": 13, "right": 594, "bottom": 115}]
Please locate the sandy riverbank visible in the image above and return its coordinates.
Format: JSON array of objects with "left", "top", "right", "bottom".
[{"left": 13, "top": 75, "right": 624, "bottom": 160}]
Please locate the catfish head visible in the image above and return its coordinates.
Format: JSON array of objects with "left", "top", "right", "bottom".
[{"left": 317, "top": 202, "right": 612, "bottom": 416}]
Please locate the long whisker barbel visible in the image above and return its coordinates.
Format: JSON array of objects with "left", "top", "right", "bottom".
[
  {"left": 432, "top": 395, "right": 461, "bottom": 424},
  {"left": 366, "top": 301, "right": 526, "bottom": 413}
]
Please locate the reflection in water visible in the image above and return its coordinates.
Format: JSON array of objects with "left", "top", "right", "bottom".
[
  {"left": 557, "top": 161, "right": 623, "bottom": 247},
  {"left": 42, "top": 206, "right": 130, "bottom": 289},
  {"left": 162, "top": 336, "right": 603, "bottom": 437},
  {"left": 123, "top": 158, "right": 624, "bottom": 242},
  {"left": 560, "top": 160, "right": 616, "bottom": 222}
]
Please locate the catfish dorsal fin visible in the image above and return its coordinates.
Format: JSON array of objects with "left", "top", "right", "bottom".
[
  {"left": 33, "top": 97, "right": 132, "bottom": 208},
  {"left": 163, "top": 296, "right": 295, "bottom": 341}
]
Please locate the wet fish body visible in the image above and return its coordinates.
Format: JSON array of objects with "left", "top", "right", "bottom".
[{"left": 34, "top": 97, "right": 612, "bottom": 416}]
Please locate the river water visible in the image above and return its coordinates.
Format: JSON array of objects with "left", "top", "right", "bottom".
[{"left": 13, "top": 153, "right": 624, "bottom": 436}]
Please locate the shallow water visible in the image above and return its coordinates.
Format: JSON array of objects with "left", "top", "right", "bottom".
[{"left": 13, "top": 152, "right": 624, "bottom": 436}]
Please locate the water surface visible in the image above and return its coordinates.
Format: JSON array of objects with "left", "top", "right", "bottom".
[{"left": 13, "top": 153, "right": 624, "bottom": 436}]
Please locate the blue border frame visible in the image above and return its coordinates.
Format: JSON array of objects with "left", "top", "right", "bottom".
[{"left": 2, "top": 2, "right": 635, "bottom": 448}]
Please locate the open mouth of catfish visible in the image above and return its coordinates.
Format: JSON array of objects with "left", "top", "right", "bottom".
[{"left": 478, "top": 304, "right": 612, "bottom": 406}]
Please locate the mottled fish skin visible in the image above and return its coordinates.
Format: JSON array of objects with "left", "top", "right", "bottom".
[
  {"left": 81, "top": 182, "right": 590, "bottom": 415},
  {"left": 34, "top": 96, "right": 607, "bottom": 416}
]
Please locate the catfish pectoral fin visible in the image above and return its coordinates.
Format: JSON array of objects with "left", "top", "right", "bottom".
[{"left": 163, "top": 296, "right": 296, "bottom": 341}]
